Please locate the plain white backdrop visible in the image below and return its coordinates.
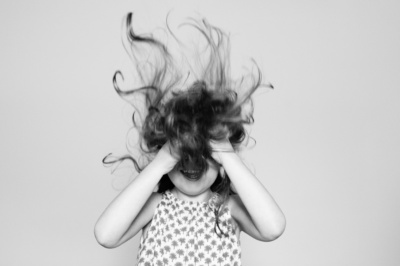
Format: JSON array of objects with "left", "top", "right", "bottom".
[{"left": 1, "top": 0, "right": 399, "bottom": 265}]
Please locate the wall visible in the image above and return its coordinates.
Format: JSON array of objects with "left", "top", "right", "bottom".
[{"left": 0, "top": 0, "right": 399, "bottom": 265}]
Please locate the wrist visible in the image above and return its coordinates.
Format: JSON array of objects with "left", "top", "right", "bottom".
[
  {"left": 217, "top": 150, "right": 239, "bottom": 166},
  {"left": 152, "top": 152, "right": 177, "bottom": 175},
  {"left": 144, "top": 159, "right": 170, "bottom": 179}
]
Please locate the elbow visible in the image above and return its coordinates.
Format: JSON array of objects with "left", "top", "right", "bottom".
[
  {"left": 260, "top": 215, "right": 286, "bottom": 242},
  {"left": 262, "top": 226, "right": 285, "bottom": 242},
  {"left": 94, "top": 224, "right": 120, "bottom": 249}
]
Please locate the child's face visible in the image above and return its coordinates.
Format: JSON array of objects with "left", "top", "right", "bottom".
[{"left": 167, "top": 160, "right": 219, "bottom": 197}]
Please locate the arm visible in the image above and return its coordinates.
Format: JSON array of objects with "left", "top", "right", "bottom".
[
  {"left": 212, "top": 141, "right": 286, "bottom": 242},
  {"left": 94, "top": 143, "right": 178, "bottom": 248}
]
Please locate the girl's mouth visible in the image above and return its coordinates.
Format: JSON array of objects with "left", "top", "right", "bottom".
[{"left": 180, "top": 169, "right": 202, "bottom": 181}]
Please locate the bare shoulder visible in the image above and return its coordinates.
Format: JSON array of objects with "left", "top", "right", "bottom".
[
  {"left": 141, "top": 192, "right": 163, "bottom": 233},
  {"left": 148, "top": 192, "right": 163, "bottom": 206},
  {"left": 133, "top": 192, "right": 163, "bottom": 229},
  {"left": 142, "top": 192, "right": 163, "bottom": 219},
  {"left": 227, "top": 194, "right": 245, "bottom": 223}
]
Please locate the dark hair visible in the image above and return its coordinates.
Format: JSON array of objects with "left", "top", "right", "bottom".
[{"left": 104, "top": 12, "right": 272, "bottom": 236}]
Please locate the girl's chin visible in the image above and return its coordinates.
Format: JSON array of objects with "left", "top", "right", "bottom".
[{"left": 173, "top": 186, "right": 212, "bottom": 200}]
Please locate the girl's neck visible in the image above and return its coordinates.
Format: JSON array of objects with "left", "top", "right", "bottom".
[{"left": 171, "top": 188, "right": 213, "bottom": 203}]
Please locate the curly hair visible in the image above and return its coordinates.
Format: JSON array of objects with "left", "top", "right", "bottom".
[{"left": 104, "top": 12, "right": 272, "bottom": 236}]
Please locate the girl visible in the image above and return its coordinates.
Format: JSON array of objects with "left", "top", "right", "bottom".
[{"left": 95, "top": 13, "right": 285, "bottom": 266}]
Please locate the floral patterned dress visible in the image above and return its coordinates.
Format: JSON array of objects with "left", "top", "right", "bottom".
[{"left": 136, "top": 190, "right": 241, "bottom": 266}]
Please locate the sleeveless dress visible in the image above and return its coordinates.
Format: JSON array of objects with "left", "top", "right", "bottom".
[{"left": 136, "top": 190, "right": 241, "bottom": 266}]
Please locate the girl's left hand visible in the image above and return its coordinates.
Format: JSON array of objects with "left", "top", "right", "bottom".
[
  {"left": 210, "top": 139, "right": 234, "bottom": 165},
  {"left": 210, "top": 140, "right": 286, "bottom": 242}
]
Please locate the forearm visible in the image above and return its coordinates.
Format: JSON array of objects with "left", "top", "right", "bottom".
[
  {"left": 94, "top": 159, "right": 165, "bottom": 245},
  {"left": 220, "top": 152, "right": 286, "bottom": 239}
]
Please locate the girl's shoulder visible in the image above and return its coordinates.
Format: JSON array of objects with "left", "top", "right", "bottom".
[
  {"left": 227, "top": 194, "right": 249, "bottom": 233},
  {"left": 142, "top": 192, "right": 163, "bottom": 215},
  {"left": 140, "top": 192, "right": 163, "bottom": 234},
  {"left": 139, "top": 192, "right": 164, "bottom": 227},
  {"left": 227, "top": 194, "right": 242, "bottom": 213},
  {"left": 149, "top": 191, "right": 164, "bottom": 204}
]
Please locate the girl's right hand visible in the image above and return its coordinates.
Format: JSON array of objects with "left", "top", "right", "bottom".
[{"left": 152, "top": 142, "right": 180, "bottom": 174}]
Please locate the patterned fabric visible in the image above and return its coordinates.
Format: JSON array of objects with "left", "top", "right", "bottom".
[{"left": 137, "top": 190, "right": 241, "bottom": 266}]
